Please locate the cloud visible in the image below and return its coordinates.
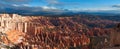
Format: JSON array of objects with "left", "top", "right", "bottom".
[
  {"left": 12, "top": 4, "right": 30, "bottom": 7},
  {"left": 0, "top": 2, "right": 68, "bottom": 15},
  {"left": 44, "top": 0, "right": 64, "bottom": 8},
  {"left": 42, "top": 6, "right": 57, "bottom": 9},
  {"left": 44, "top": 0, "right": 80, "bottom": 8},
  {"left": 0, "top": 0, "right": 71, "bottom": 15},
  {"left": 12, "top": 4, "right": 20, "bottom": 7},
  {"left": 22, "top": 4, "right": 30, "bottom": 7},
  {"left": 112, "top": 4, "right": 120, "bottom": 8}
]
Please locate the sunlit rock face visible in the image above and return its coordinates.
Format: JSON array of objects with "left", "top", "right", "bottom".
[
  {"left": 0, "top": 14, "right": 90, "bottom": 49},
  {"left": 0, "top": 14, "right": 27, "bottom": 45},
  {"left": 0, "top": 14, "right": 24, "bottom": 33},
  {"left": 1, "top": 30, "right": 25, "bottom": 45}
]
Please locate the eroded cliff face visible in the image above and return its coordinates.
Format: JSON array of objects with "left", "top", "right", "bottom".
[{"left": 0, "top": 14, "right": 90, "bottom": 49}]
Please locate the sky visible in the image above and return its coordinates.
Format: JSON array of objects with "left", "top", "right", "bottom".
[{"left": 0, "top": 0, "right": 120, "bottom": 15}]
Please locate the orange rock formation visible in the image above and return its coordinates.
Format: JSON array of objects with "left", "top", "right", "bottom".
[{"left": 0, "top": 14, "right": 90, "bottom": 49}]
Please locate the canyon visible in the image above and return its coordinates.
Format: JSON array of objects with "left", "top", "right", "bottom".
[
  {"left": 0, "top": 14, "right": 119, "bottom": 49},
  {"left": 0, "top": 14, "right": 90, "bottom": 49}
]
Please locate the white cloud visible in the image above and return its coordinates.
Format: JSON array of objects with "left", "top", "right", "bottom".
[
  {"left": 42, "top": 6, "right": 57, "bottom": 9},
  {"left": 22, "top": 4, "right": 30, "bottom": 7},
  {"left": 12, "top": 4, "right": 20, "bottom": 7},
  {"left": 71, "top": 7, "right": 119, "bottom": 12},
  {"left": 12, "top": 4, "right": 30, "bottom": 7}
]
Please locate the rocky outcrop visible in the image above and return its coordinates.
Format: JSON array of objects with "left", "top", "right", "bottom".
[
  {"left": 1, "top": 14, "right": 118, "bottom": 49},
  {"left": 0, "top": 14, "right": 90, "bottom": 49}
]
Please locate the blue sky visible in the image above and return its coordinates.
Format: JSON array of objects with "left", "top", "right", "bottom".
[
  {"left": 28, "top": 0, "right": 120, "bottom": 10},
  {"left": 0, "top": 0, "right": 120, "bottom": 10},
  {"left": 0, "top": 0, "right": 120, "bottom": 15}
]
